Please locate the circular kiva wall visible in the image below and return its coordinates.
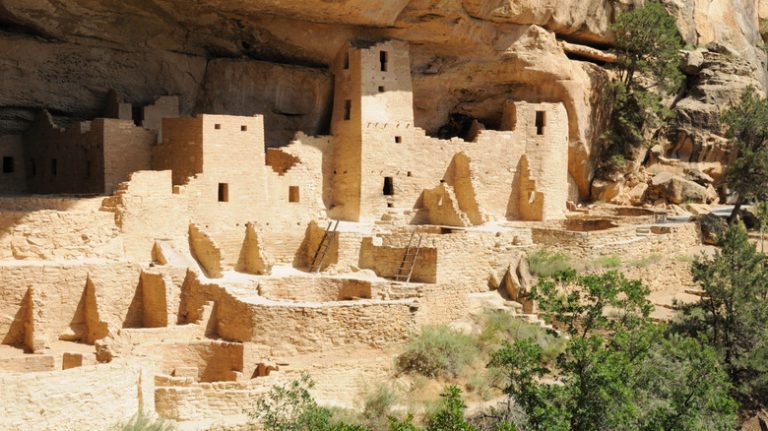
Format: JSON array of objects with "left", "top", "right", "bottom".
[{"left": 257, "top": 277, "right": 373, "bottom": 302}]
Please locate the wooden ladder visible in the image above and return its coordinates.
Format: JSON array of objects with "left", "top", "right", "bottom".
[
  {"left": 309, "top": 220, "right": 340, "bottom": 273},
  {"left": 395, "top": 230, "right": 423, "bottom": 283}
]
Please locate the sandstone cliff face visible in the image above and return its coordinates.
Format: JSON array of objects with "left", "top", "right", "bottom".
[
  {"left": 0, "top": 0, "right": 764, "bottom": 200},
  {"left": 662, "top": 0, "right": 768, "bottom": 181}
]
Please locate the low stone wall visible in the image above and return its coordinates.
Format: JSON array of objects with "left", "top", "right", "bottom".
[
  {"left": 532, "top": 222, "right": 700, "bottom": 259},
  {"left": 128, "top": 340, "right": 244, "bottom": 382},
  {"left": 222, "top": 299, "right": 416, "bottom": 355},
  {"left": 0, "top": 360, "right": 152, "bottom": 431},
  {"left": 155, "top": 374, "right": 279, "bottom": 422},
  {"left": 359, "top": 237, "right": 437, "bottom": 283},
  {"left": 0, "top": 353, "right": 55, "bottom": 372},
  {"left": 258, "top": 276, "right": 372, "bottom": 301},
  {"left": 181, "top": 274, "right": 417, "bottom": 355}
]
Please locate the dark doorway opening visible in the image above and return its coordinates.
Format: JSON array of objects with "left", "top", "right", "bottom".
[
  {"left": 535, "top": 111, "right": 546, "bottom": 135},
  {"left": 2, "top": 156, "right": 14, "bottom": 173},
  {"left": 383, "top": 177, "right": 394, "bottom": 196},
  {"left": 218, "top": 183, "right": 229, "bottom": 202}
]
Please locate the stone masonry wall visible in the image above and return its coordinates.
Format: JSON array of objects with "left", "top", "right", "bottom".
[
  {"left": 0, "top": 208, "right": 122, "bottom": 260},
  {"left": 155, "top": 374, "right": 280, "bottom": 422},
  {"left": 375, "top": 228, "right": 529, "bottom": 292},
  {"left": 0, "top": 262, "right": 142, "bottom": 348},
  {"left": 258, "top": 276, "right": 372, "bottom": 302},
  {"left": 0, "top": 360, "right": 152, "bottom": 431},
  {"left": 101, "top": 170, "right": 190, "bottom": 263},
  {"left": 358, "top": 237, "right": 438, "bottom": 283},
  {"left": 181, "top": 274, "right": 417, "bottom": 355}
]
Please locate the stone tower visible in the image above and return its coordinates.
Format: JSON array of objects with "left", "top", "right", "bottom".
[{"left": 329, "top": 40, "right": 415, "bottom": 221}]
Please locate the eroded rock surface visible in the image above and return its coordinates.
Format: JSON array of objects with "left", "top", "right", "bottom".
[{"left": 0, "top": 0, "right": 765, "bottom": 200}]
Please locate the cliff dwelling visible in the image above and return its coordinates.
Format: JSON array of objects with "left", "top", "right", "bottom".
[{"left": 0, "top": 0, "right": 760, "bottom": 427}]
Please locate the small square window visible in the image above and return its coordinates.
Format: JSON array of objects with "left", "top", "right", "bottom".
[
  {"left": 2, "top": 156, "right": 14, "bottom": 173},
  {"left": 343, "top": 100, "right": 352, "bottom": 121},
  {"left": 218, "top": 183, "right": 229, "bottom": 202},
  {"left": 289, "top": 186, "right": 300, "bottom": 203},
  {"left": 241, "top": 125, "right": 248, "bottom": 132},
  {"left": 378, "top": 86, "right": 385, "bottom": 93},
  {"left": 395, "top": 136, "right": 402, "bottom": 144},
  {"left": 214, "top": 124, "right": 221, "bottom": 130}
]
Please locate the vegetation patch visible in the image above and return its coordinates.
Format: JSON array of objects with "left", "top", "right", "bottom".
[
  {"left": 527, "top": 249, "right": 573, "bottom": 277},
  {"left": 112, "top": 414, "right": 175, "bottom": 431},
  {"left": 395, "top": 326, "right": 478, "bottom": 379}
]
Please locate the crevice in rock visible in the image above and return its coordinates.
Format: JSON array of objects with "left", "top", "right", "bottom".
[
  {"left": 563, "top": 51, "right": 610, "bottom": 66},
  {"left": 0, "top": 8, "right": 58, "bottom": 42}
]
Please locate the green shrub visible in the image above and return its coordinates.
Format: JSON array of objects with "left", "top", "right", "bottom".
[
  {"left": 358, "top": 383, "right": 401, "bottom": 430},
  {"left": 396, "top": 326, "right": 478, "bottom": 379},
  {"left": 113, "top": 414, "right": 175, "bottom": 431},
  {"left": 477, "top": 311, "right": 565, "bottom": 362},
  {"left": 527, "top": 250, "right": 572, "bottom": 277},
  {"left": 363, "top": 384, "right": 398, "bottom": 418},
  {"left": 247, "top": 373, "right": 356, "bottom": 431}
]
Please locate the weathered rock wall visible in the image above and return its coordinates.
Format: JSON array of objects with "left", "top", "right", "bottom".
[{"left": 0, "top": 0, "right": 765, "bottom": 200}]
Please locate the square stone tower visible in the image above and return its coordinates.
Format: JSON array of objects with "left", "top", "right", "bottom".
[{"left": 330, "top": 40, "right": 415, "bottom": 221}]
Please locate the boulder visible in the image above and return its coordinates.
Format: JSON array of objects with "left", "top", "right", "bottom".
[
  {"left": 499, "top": 261, "right": 523, "bottom": 301},
  {"left": 498, "top": 256, "right": 535, "bottom": 313},
  {"left": 628, "top": 183, "right": 649, "bottom": 205},
  {"left": 697, "top": 213, "right": 727, "bottom": 245},
  {"left": 682, "top": 48, "right": 705, "bottom": 75},
  {"left": 591, "top": 179, "right": 623, "bottom": 202},
  {"left": 487, "top": 271, "right": 501, "bottom": 290},
  {"left": 516, "top": 256, "right": 533, "bottom": 293},
  {"left": 648, "top": 172, "right": 712, "bottom": 204},
  {"left": 684, "top": 203, "right": 711, "bottom": 216},
  {"left": 685, "top": 169, "right": 714, "bottom": 186}
]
